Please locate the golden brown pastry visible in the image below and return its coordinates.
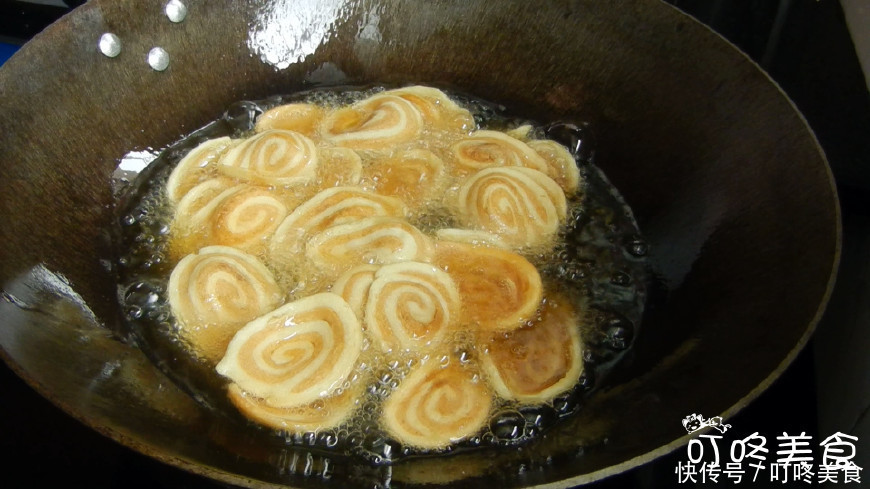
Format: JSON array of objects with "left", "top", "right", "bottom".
[
  {"left": 382, "top": 86, "right": 475, "bottom": 133},
  {"left": 165, "top": 137, "right": 237, "bottom": 203},
  {"left": 172, "top": 183, "right": 287, "bottom": 255},
  {"left": 480, "top": 294, "right": 584, "bottom": 403},
  {"left": 168, "top": 246, "right": 284, "bottom": 363},
  {"left": 363, "top": 149, "right": 447, "bottom": 210},
  {"left": 331, "top": 264, "right": 380, "bottom": 319},
  {"left": 380, "top": 361, "right": 492, "bottom": 449},
  {"left": 226, "top": 373, "right": 363, "bottom": 432},
  {"left": 453, "top": 166, "right": 567, "bottom": 248},
  {"left": 364, "top": 261, "right": 461, "bottom": 353},
  {"left": 216, "top": 292, "right": 364, "bottom": 408},
  {"left": 254, "top": 103, "right": 326, "bottom": 138},
  {"left": 433, "top": 240, "right": 542, "bottom": 332},
  {"left": 527, "top": 139, "right": 582, "bottom": 195},
  {"left": 305, "top": 216, "right": 433, "bottom": 274},
  {"left": 449, "top": 130, "right": 549, "bottom": 175},
  {"left": 218, "top": 129, "right": 319, "bottom": 186},
  {"left": 321, "top": 94, "right": 423, "bottom": 150},
  {"left": 270, "top": 186, "right": 407, "bottom": 259}
]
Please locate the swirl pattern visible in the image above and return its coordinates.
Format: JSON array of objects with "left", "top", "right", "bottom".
[
  {"left": 270, "top": 187, "right": 407, "bottom": 258},
  {"left": 168, "top": 246, "right": 284, "bottom": 362},
  {"left": 527, "top": 139, "right": 581, "bottom": 195},
  {"left": 454, "top": 166, "right": 567, "bottom": 248},
  {"left": 321, "top": 94, "right": 423, "bottom": 150},
  {"left": 331, "top": 265, "right": 380, "bottom": 319},
  {"left": 480, "top": 294, "right": 584, "bottom": 403},
  {"left": 364, "top": 149, "right": 447, "bottom": 210},
  {"left": 216, "top": 292, "right": 363, "bottom": 408},
  {"left": 166, "top": 137, "right": 237, "bottom": 203},
  {"left": 218, "top": 129, "right": 319, "bottom": 186},
  {"left": 364, "top": 262, "right": 460, "bottom": 353},
  {"left": 381, "top": 362, "right": 492, "bottom": 449},
  {"left": 434, "top": 240, "right": 542, "bottom": 332},
  {"left": 226, "top": 375, "right": 363, "bottom": 432},
  {"left": 254, "top": 103, "right": 326, "bottom": 138},
  {"left": 306, "top": 216, "right": 432, "bottom": 273},
  {"left": 382, "top": 86, "right": 475, "bottom": 133},
  {"left": 449, "top": 130, "right": 549, "bottom": 175}
]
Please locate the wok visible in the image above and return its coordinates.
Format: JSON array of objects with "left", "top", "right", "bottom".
[{"left": 0, "top": 0, "right": 839, "bottom": 487}]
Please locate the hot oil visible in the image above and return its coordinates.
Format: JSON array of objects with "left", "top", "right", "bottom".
[{"left": 114, "top": 86, "right": 648, "bottom": 465}]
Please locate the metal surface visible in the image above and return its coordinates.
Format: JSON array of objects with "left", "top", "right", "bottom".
[{"left": 0, "top": 1, "right": 839, "bottom": 487}]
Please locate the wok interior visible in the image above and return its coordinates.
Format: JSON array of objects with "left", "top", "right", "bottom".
[{"left": 0, "top": 0, "right": 838, "bottom": 487}]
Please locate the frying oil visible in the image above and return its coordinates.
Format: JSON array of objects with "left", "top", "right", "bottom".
[{"left": 114, "top": 86, "right": 647, "bottom": 464}]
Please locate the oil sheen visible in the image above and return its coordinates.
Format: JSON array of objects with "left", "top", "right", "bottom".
[{"left": 113, "top": 86, "right": 648, "bottom": 464}]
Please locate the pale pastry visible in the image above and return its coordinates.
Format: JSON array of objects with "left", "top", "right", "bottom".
[
  {"left": 363, "top": 149, "right": 447, "bottom": 210},
  {"left": 364, "top": 261, "right": 461, "bottom": 353},
  {"left": 218, "top": 129, "right": 319, "bottom": 186},
  {"left": 480, "top": 294, "right": 584, "bottom": 403},
  {"left": 168, "top": 246, "right": 284, "bottom": 363},
  {"left": 527, "top": 139, "right": 582, "bottom": 195},
  {"left": 270, "top": 186, "right": 407, "bottom": 259},
  {"left": 226, "top": 373, "right": 363, "bottom": 432},
  {"left": 449, "top": 130, "right": 550, "bottom": 175},
  {"left": 454, "top": 166, "right": 567, "bottom": 248},
  {"left": 382, "top": 85, "right": 475, "bottom": 133},
  {"left": 254, "top": 103, "right": 326, "bottom": 138},
  {"left": 380, "top": 361, "right": 492, "bottom": 449},
  {"left": 331, "top": 264, "right": 380, "bottom": 319},
  {"left": 433, "top": 240, "right": 542, "bottom": 332},
  {"left": 305, "top": 216, "right": 433, "bottom": 274},
  {"left": 216, "top": 292, "right": 363, "bottom": 408},
  {"left": 165, "top": 136, "right": 237, "bottom": 203},
  {"left": 321, "top": 94, "right": 423, "bottom": 150}
]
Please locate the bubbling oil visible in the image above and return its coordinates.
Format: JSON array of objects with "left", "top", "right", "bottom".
[{"left": 113, "top": 86, "right": 648, "bottom": 464}]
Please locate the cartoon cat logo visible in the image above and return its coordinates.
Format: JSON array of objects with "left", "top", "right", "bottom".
[{"left": 682, "top": 413, "right": 732, "bottom": 434}]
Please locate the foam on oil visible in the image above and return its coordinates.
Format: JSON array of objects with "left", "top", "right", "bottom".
[{"left": 113, "top": 86, "right": 648, "bottom": 465}]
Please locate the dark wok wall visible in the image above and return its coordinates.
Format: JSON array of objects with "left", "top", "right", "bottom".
[{"left": 0, "top": 1, "right": 838, "bottom": 487}]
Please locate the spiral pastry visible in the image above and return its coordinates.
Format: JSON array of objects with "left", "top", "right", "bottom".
[
  {"left": 480, "top": 294, "right": 584, "bottom": 403},
  {"left": 527, "top": 139, "right": 581, "bottom": 195},
  {"left": 321, "top": 94, "right": 423, "bottom": 150},
  {"left": 216, "top": 292, "right": 364, "bottom": 408},
  {"left": 433, "top": 240, "right": 542, "bottom": 332},
  {"left": 381, "top": 362, "right": 492, "bottom": 449},
  {"left": 168, "top": 246, "right": 284, "bottom": 362},
  {"left": 331, "top": 264, "right": 380, "bottom": 319},
  {"left": 382, "top": 86, "right": 475, "bottom": 133},
  {"left": 254, "top": 103, "right": 326, "bottom": 138},
  {"left": 226, "top": 374, "right": 363, "bottom": 432},
  {"left": 315, "top": 147, "right": 363, "bottom": 189},
  {"left": 454, "top": 166, "right": 567, "bottom": 248},
  {"left": 364, "top": 262, "right": 461, "bottom": 353},
  {"left": 270, "top": 187, "right": 407, "bottom": 258},
  {"left": 218, "top": 129, "right": 319, "bottom": 186},
  {"left": 172, "top": 177, "right": 237, "bottom": 227},
  {"left": 166, "top": 137, "right": 237, "bottom": 203},
  {"left": 364, "top": 149, "right": 447, "bottom": 210},
  {"left": 208, "top": 185, "right": 288, "bottom": 251},
  {"left": 306, "top": 216, "right": 433, "bottom": 273},
  {"left": 449, "top": 130, "right": 549, "bottom": 175}
]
